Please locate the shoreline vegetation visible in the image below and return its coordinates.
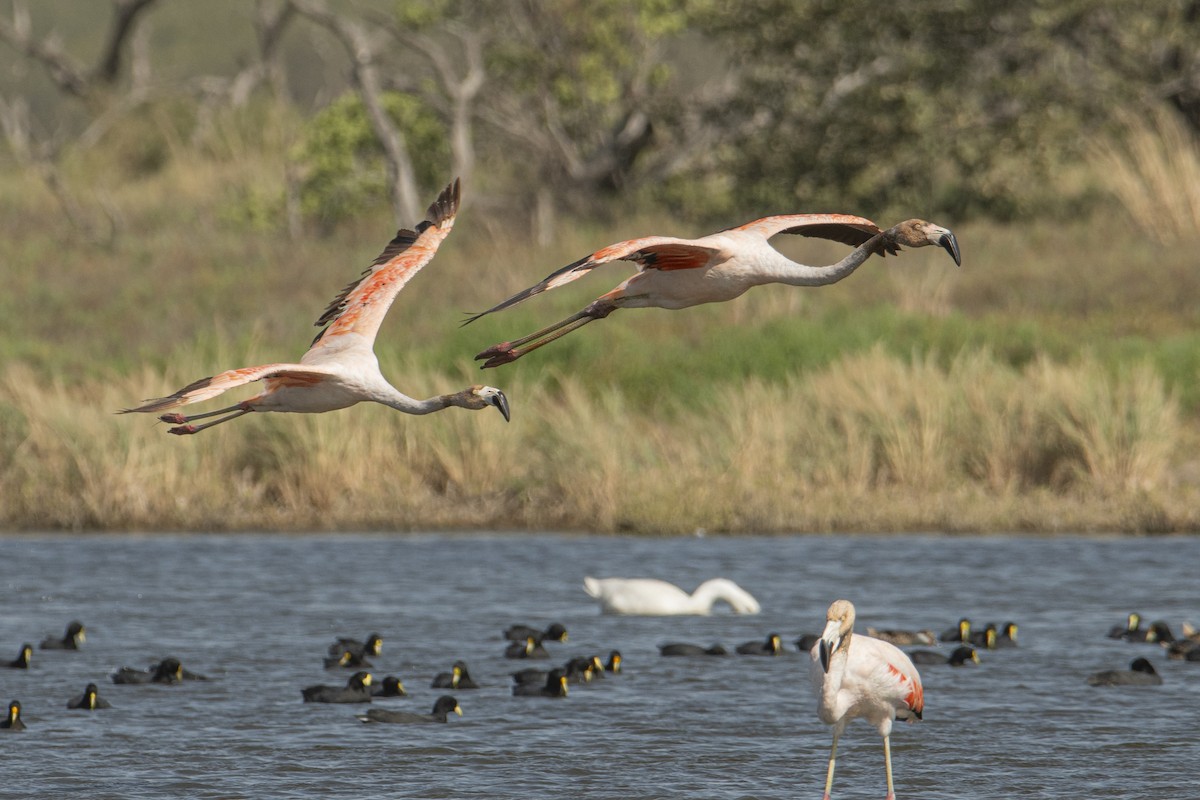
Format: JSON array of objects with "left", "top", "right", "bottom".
[{"left": 3, "top": 157, "right": 1200, "bottom": 536}]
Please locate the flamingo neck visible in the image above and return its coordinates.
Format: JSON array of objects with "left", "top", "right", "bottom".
[
  {"left": 762, "top": 233, "right": 886, "bottom": 288},
  {"left": 377, "top": 385, "right": 458, "bottom": 416},
  {"left": 822, "top": 636, "right": 853, "bottom": 716}
]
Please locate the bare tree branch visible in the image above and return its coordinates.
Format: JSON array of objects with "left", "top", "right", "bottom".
[
  {"left": 289, "top": 0, "right": 421, "bottom": 223},
  {"left": 0, "top": 1, "right": 92, "bottom": 100},
  {"left": 94, "top": 0, "right": 159, "bottom": 85}
]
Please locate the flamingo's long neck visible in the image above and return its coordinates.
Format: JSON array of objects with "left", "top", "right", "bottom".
[
  {"left": 760, "top": 233, "right": 887, "bottom": 288},
  {"left": 377, "top": 384, "right": 457, "bottom": 416},
  {"left": 822, "top": 631, "right": 853, "bottom": 718}
]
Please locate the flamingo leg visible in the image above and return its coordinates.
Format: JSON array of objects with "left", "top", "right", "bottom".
[
  {"left": 167, "top": 408, "right": 252, "bottom": 435},
  {"left": 158, "top": 402, "right": 245, "bottom": 425},
  {"left": 475, "top": 303, "right": 614, "bottom": 368},
  {"left": 823, "top": 728, "right": 841, "bottom": 800},
  {"left": 883, "top": 734, "right": 895, "bottom": 800}
]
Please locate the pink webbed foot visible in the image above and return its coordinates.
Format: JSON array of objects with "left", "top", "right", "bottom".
[
  {"left": 167, "top": 425, "right": 197, "bottom": 435},
  {"left": 159, "top": 413, "right": 187, "bottom": 424}
]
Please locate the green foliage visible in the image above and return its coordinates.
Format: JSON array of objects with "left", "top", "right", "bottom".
[
  {"left": 689, "top": 0, "right": 1200, "bottom": 221},
  {"left": 291, "top": 91, "right": 449, "bottom": 232}
]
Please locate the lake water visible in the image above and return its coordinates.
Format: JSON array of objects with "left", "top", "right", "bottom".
[{"left": 2, "top": 532, "right": 1197, "bottom": 799}]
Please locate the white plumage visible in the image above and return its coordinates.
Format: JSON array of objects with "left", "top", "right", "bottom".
[
  {"left": 810, "top": 599, "right": 924, "bottom": 800},
  {"left": 582, "top": 577, "right": 761, "bottom": 616}
]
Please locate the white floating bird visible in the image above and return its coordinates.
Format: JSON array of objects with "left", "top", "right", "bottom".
[
  {"left": 121, "top": 179, "right": 509, "bottom": 434},
  {"left": 582, "top": 576, "right": 761, "bottom": 616},
  {"left": 810, "top": 599, "right": 924, "bottom": 800},
  {"left": 469, "top": 214, "right": 961, "bottom": 367}
]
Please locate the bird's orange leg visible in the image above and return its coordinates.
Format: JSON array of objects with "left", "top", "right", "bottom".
[
  {"left": 165, "top": 408, "right": 252, "bottom": 435},
  {"left": 475, "top": 303, "right": 614, "bottom": 368}
]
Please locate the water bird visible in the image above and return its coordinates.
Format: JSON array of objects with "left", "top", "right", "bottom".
[
  {"left": 1087, "top": 657, "right": 1163, "bottom": 686},
  {"left": 40, "top": 620, "right": 85, "bottom": 650},
  {"left": 505, "top": 636, "right": 549, "bottom": 659},
  {"left": 810, "top": 599, "right": 924, "bottom": 800},
  {"left": 968, "top": 623, "right": 998, "bottom": 650},
  {"left": 153, "top": 658, "right": 207, "bottom": 681},
  {"left": 658, "top": 642, "right": 727, "bottom": 656},
  {"left": 327, "top": 633, "right": 383, "bottom": 660},
  {"left": 120, "top": 180, "right": 510, "bottom": 434},
  {"left": 512, "top": 667, "right": 569, "bottom": 697},
  {"left": 512, "top": 657, "right": 595, "bottom": 687},
  {"left": 582, "top": 576, "right": 761, "bottom": 616},
  {"left": 909, "top": 646, "right": 980, "bottom": 667},
  {"left": 736, "top": 633, "right": 784, "bottom": 655},
  {"left": 1107, "top": 612, "right": 1141, "bottom": 639},
  {"left": 370, "top": 676, "right": 407, "bottom": 698},
  {"left": 1132, "top": 621, "right": 1175, "bottom": 644},
  {"left": 67, "top": 683, "right": 112, "bottom": 710},
  {"left": 939, "top": 618, "right": 971, "bottom": 643},
  {"left": 112, "top": 657, "right": 185, "bottom": 685},
  {"left": 468, "top": 216, "right": 960, "bottom": 368},
  {"left": 5, "top": 644, "right": 32, "bottom": 669},
  {"left": 301, "top": 671, "right": 373, "bottom": 703},
  {"left": 432, "top": 660, "right": 479, "bottom": 690},
  {"left": 866, "top": 627, "right": 937, "bottom": 646},
  {"left": 603, "top": 650, "right": 622, "bottom": 673},
  {"left": 357, "top": 696, "right": 462, "bottom": 723},
  {"left": 1, "top": 700, "right": 25, "bottom": 731},
  {"left": 504, "top": 623, "right": 568, "bottom": 643},
  {"left": 995, "top": 622, "right": 1019, "bottom": 648}
]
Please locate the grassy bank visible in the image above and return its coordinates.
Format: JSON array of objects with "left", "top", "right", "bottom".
[
  {"left": 1, "top": 348, "right": 1196, "bottom": 533},
  {"left": 2, "top": 160, "right": 1199, "bottom": 533}
]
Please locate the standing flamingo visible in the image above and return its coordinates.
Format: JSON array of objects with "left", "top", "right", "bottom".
[
  {"left": 121, "top": 180, "right": 509, "bottom": 433},
  {"left": 467, "top": 214, "right": 960, "bottom": 367},
  {"left": 810, "top": 599, "right": 924, "bottom": 800}
]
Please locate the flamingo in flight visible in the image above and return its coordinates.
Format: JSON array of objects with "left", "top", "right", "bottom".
[
  {"left": 467, "top": 213, "right": 961, "bottom": 368},
  {"left": 121, "top": 179, "right": 510, "bottom": 434},
  {"left": 811, "top": 599, "right": 924, "bottom": 800}
]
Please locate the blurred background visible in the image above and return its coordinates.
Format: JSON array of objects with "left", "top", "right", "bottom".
[{"left": 1, "top": 0, "right": 1198, "bottom": 533}]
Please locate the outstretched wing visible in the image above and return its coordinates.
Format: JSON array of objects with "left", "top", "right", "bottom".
[
  {"left": 463, "top": 235, "right": 720, "bottom": 325},
  {"left": 309, "top": 179, "right": 461, "bottom": 351},
  {"left": 732, "top": 213, "right": 899, "bottom": 254},
  {"left": 120, "top": 364, "right": 333, "bottom": 414}
]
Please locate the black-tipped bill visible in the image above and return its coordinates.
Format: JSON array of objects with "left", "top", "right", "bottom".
[
  {"left": 491, "top": 390, "right": 511, "bottom": 422},
  {"left": 939, "top": 232, "right": 961, "bottom": 266},
  {"left": 819, "top": 639, "right": 831, "bottom": 674}
]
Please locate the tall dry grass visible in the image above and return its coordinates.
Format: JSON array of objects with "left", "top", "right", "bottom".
[
  {"left": 1, "top": 349, "right": 1193, "bottom": 533},
  {"left": 1091, "top": 106, "right": 1200, "bottom": 244}
]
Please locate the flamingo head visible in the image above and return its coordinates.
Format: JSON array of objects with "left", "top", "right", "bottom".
[
  {"left": 468, "top": 385, "right": 511, "bottom": 421},
  {"left": 818, "top": 599, "right": 856, "bottom": 673},
  {"left": 888, "top": 219, "right": 961, "bottom": 266}
]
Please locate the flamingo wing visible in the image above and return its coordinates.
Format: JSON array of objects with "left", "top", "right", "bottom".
[
  {"left": 851, "top": 636, "right": 925, "bottom": 719},
  {"left": 733, "top": 213, "right": 898, "bottom": 253},
  {"left": 308, "top": 179, "right": 461, "bottom": 352},
  {"left": 463, "top": 236, "right": 720, "bottom": 324},
  {"left": 120, "top": 363, "right": 334, "bottom": 414}
]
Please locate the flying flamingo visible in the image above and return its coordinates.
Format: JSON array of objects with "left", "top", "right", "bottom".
[
  {"left": 121, "top": 180, "right": 510, "bottom": 434},
  {"left": 467, "top": 214, "right": 961, "bottom": 368},
  {"left": 810, "top": 599, "right": 924, "bottom": 800}
]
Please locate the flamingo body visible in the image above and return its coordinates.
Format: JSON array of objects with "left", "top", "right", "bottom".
[
  {"left": 122, "top": 180, "right": 509, "bottom": 433},
  {"left": 582, "top": 576, "right": 761, "bottom": 615},
  {"left": 810, "top": 599, "right": 923, "bottom": 800},
  {"left": 470, "top": 214, "right": 960, "bottom": 367}
]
